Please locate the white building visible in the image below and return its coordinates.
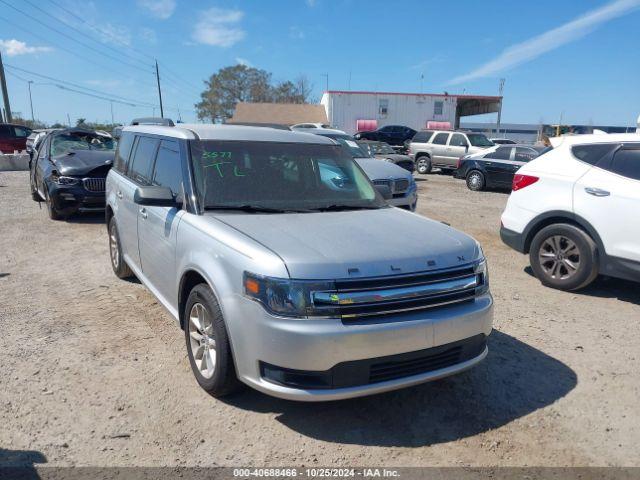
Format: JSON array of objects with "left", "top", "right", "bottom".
[{"left": 320, "top": 90, "right": 502, "bottom": 135}]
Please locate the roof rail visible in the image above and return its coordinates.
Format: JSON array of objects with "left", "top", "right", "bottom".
[{"left": 130, "top": 117, "right": 175, "bottom": 127}]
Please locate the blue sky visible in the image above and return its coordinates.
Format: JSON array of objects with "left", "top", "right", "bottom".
[{"left": 1, "top": 0, "right": 639, "bottom": 126}]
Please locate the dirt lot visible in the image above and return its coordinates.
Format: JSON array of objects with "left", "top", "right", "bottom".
[{"left": 1, "top": 170, "right": 639, "bottom": 468}]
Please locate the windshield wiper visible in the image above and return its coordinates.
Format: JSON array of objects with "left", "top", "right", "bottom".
[
  {"left": 314, "top": 204, "right": 382, "bottom": 212},
  {"left": 204, "top": 205, "right": 312, "bottom": 213}
]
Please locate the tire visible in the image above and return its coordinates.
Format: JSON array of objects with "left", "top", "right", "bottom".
[
  {"left": 416, "top": 155, "right": 432, "bottom": 174},
  {"left": 44, "top": 187, "right": 62, "bottom": 220},
  {"left": 466, "top": 170, "right": 485, "bottom": 191},
  {"left": 529, "top": 223, "right": 599, "bottom": 291},
  {"left": 108, "top": 217, "right": 133, "bottom": 279},
  {"left": 30, "top": 176, "right": 41, "bottom": 201},
  {"left": 184, "top": 284, "right": 241, "bottom": 396}
]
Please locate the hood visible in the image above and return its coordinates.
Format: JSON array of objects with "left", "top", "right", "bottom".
[
  {"left": 210, "top": 208, "right": 480, "bottom": 279},
  {"left": 52, "top": 150, "right": 114, "bottom": 176},
  {"left": 354, "top": 157, "right": 412, "bottom": 180},
  {"left": 374, "top": 153, "right": 413, "bottom": 163}
]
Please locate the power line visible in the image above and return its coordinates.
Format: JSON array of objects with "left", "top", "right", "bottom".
[
  {"left": 0, "top": 0, "right": 153, "bottom": 75},
  {"left": 25, "top": 0, "right": 153, "bottom": 71},
  {"left": 4, "top": 64, "right": 197, "bottom": 114},
  {"left": 0, "top": 14, "right": 155, "bottom": 89},
  {"left": 46, "top": 0, "right": 156, "bottom": 64}
]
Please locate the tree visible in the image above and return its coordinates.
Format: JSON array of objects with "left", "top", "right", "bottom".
[
  {"left": 196, "top": 66, "right": 314, "bottom": 122},
  {"left": 196, "top": 65, "right": 272, "bottom": 122}
]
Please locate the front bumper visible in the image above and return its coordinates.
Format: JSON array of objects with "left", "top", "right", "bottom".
[
  {"left": 48, "top": 183, "right": 105, "bottom": 214},
  {"left": 227, "top": 293, "right": 493, "bottom": 401},
  {"left": 387, "top": 185, "right": 418, "bottom": 211},
  {"left": 500, "top": 225, "right": 526, "bottom": 253}
]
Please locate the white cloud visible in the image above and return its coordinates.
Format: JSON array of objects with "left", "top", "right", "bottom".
[
  {"left": 235, "top": 57, "right": 252, "bottom": 67},
  {"left": 0, "top": 39, "right": 52, "bottom": 56},
  {"left": 139, "top": 27, "right": 158, "bottom": 45},
  {"left": 99, "top": 23, "right": 132, "bottom": 47},
  {"left": 449, "top": 0, "right": 640, "bottom": 85},
  {"left": 86, "top": 79, "right": 122, "bottom": 88},
  {"left": 191, "top": 8, "right": 246, "bottom": 47},
  {"left": 306, "top": 0, "right": 317, "bottom": 6},
  {"left": 137, "top": 0, "right": 176, "bottom": 19}
]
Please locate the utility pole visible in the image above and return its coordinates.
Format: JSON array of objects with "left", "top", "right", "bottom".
[
  {"left": 27, "top": 81, "right": 34, "bottom": 122},
  {"left": 496, "top": 78, "right": 505, "bottom": 135},
  {"left": 0, "top": 51, "right": 12, "bottom": 122},
  {"left": 155, "top": 59, "right": 164, "bottom": 119},
  {"left": 110, "top": 100, "right": 114, "bottom": 125},
  {"left": 67, "top": 113, "right": 71, "bottom": 127}
]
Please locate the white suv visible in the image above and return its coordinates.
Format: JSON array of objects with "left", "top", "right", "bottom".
[{"left": 501, "top": 134, "right": 640, "bottom": 291}]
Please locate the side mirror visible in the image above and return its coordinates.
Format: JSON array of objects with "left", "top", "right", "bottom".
[
  {"left": 374, "top": 183, "right": 393, "bottom": 200},
  {"left": 133, "top": 186, "right": 176, "bottom": 206},
  {"left": 464, "top": 144, "right": 469, "bottom": 153}
]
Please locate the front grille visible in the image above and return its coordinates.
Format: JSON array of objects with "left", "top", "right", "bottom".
[
  {"left": 83, "top": 177, "right": 106, "bottom": 192},
  {"left": 369, "top": 345, "right": 462, "bottom": 383},
  {"left": 313, "top": 265, "right": 483, "bottom": 322}
]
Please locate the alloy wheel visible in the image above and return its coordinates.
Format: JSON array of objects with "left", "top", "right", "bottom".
[
  {"left": 417, "top": 158, "right": 429, "bottom": 173},
  {"left": 468, "top": 172, "right": 483, "bottom": 189},
  {"left": 109, "top": 223, "right": 119, "bottom": 270},
  {"left": 538, "top": 235, "right": 581, "bottom": 280},
  {"left": 189, "top": 303, "right": 217, "bottom": 379}
]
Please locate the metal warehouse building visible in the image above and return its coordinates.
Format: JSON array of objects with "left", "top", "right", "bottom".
[{"left": 320, "top": 90, "right": 502, "bottom": 135}]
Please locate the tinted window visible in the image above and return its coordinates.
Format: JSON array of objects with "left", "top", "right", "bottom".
[
  {"left": 434, "top": 101, "right": 443, "bottom": 115},
  {"left": 608, "top": 149, "right": 640, "bottom": 180},
  {"left": 113, "top": 132, "right": 134, "bottom": 173},
  {"left": 412, "top": 131, "right": 433, "bottom": 143},
  {"left": 514, "top": 147, "right": 537, "bottom": 162},
  {"left": 467, "top": 133, "right": 494, "bottom": 147},
  {"left": 379, "top": 126, "right": 393, "bottom": 132},
  {"left": 13, "top": 126, "right": 30, "bottom": 137},
  {"left": 432, "top": 132, "right": 449, "bottom": 145},
  {"left": 0, "top": 125, "right": 11, "bottom": 138},
  {"left": 489, "top": 147, "right": 512, "bottom": 160},
  {"left": 129, "top": 136, "right": 159, "bottom": 185},
  {"left": 152, "top": 140, "right": 183, "bottom": 195},
  {"left": 449, "top": 134, "right": 468, "bottom": 147},
  {"left": 571, "top": 143, "right": 616, "bottom": 166}
]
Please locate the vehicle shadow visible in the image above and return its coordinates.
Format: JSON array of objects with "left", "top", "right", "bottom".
[
  {"left": 65, "top": 212, "right": 105, "bottom": 225},
  {"left": 0, "top": 448, "right": 46, "bottom": 479},
  {"left": 524, "top": 267, "right": 640, "bottom": 306},
  {"left": 222, "top": 330, "right": 577, "bottom": 447}
]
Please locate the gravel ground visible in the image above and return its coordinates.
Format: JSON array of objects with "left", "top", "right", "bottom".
[{"left": 0, "top": 170, "right": 638, "bottom": 468}]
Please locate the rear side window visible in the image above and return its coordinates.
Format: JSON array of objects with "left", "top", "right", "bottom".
[
  {"left": 0, "top": 125, "right": 11, "bottom": 138},
  {"left": 152, "top": 140, "right": 183, "bottom": 195},
  {"left": 571, "top": 143, "right": 616, "bottom": 166},
  {"left": 514, "top": 147, "right": 537, "bottom": 162},
  {"left": 113, "top": 132, "right": 134, "bottom": 173},
  {"left": 449, "top": 134, "right": 468, "bottom": 147},
  {"left": 129, "top": 136, "right": 159, "bottom": 185},
  {"left": 608, "top": 149, "right": 640, "bottom": 181},
  {"left": 489, "top": 147, "right": 512, "bottom": 160},
  {"left": 432, "top": 132, "right": 449, "bottom": 145},
  {"left": 412, "top": 131, "right": 433, "bottom": 143},
  {"left": 13, "top": 126, "right": 30, "bottom": 137}
]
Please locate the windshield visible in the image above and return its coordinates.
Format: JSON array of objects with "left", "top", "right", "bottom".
[
  {"left": 317, "top": 133, "right": 368, "bottom": 158},
  {"left": 466, "top": 133, "right": 494, "bottom": 147},
  {"left": 51, "top": 132, "right": 116, "bottom": 156},
  {"left": 189, "top": 140, "right": 385, "bottom": 212}
]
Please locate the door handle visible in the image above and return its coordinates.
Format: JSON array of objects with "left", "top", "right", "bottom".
[
  {"left": 139, "top": 207, "right": 148, "bottom": 219},
  {"left": 485, "top": 162, "right": 492, "bottom": 165},
  {"left": 585, "top": 187, "right": 610, "bottom": 197},
  {"left": 116, "top": 190, "right": 123, "bottom": 199}
]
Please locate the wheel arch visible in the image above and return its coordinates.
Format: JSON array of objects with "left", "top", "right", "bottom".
[
  {"left": 522, "top": 211, "right": 605, "bottom": 255},
  {"left": 178, "top": 269, "right": 212, "bottom": 330},
  {"left": 105, "top": 204, "right": 114, "bottom": 231}
]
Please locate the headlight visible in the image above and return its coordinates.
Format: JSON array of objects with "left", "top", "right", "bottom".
[
  {"left": 244, "top": 272, "right": 338, "bottom": 318},
  {"left": 51, "top": 173, "right": 79, "bottom": 185},
  {"left": 474, "top": 257, "right": 489, "bottom": 295}
]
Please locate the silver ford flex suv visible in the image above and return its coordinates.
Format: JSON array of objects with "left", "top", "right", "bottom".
[{"left": 105, "top": 123, "right": 493, "bottom": 401}]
